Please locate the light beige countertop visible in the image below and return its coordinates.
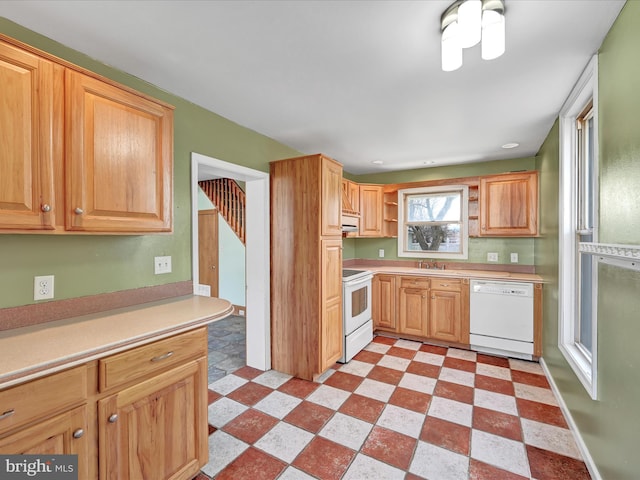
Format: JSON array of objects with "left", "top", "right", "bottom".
[
  {"left": 0, "top": 295, "right": 233, "bottom": 389},
  {"left": 363, "top": 266, "right": 543, "bottom": 283}
]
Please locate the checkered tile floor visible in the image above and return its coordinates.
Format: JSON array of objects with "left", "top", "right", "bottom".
[{"left": 195, "top": 336, "right": 591, "bottom": 480}]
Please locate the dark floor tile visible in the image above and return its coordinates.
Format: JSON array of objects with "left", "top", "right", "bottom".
[
  {"left": 361, "top": 426, "right": 417, "bottom": 470},
  {"left": 215, "top": 447, "right": 286, "bottom": 480},
  {"left": 367, "top": 365, "right": 404, "bottom": 385},
  {"left": 469, "top": 459, "right": 529, "bottom": 480},
  {"left": 475, "top": 374, "right": 515, "bottom": 396},
  {"left": 292, "top": 437, "right": 355, "bottom": 480},
  {"left": 527, "top": 444, "right": 591, "bottom": 480},
  {"left": 517, "top": 398, "right": 568, "bottom": 428}
]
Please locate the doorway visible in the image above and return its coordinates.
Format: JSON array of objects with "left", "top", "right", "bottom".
[{"left": 190, "top": 152, "right": 271, "bottom": 372}]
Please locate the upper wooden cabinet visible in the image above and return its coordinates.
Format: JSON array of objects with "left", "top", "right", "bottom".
[
  {"left": 0, "top": 36, "right": 174, "bottom": 234},
  {"left": 0, "top": 41, "right": 59, "bottom": 230},
  {"left": 66, "top": 71, "right": 173, "bottom": 232},
  {"left": 479, "top": 171, "right": 538, "bottom": 236},
  {"left": 270, "top": 154, "right": 343, "bottom": 380},
  {"left": 359, "top": 184, "right": 384, "bottom": 237}
]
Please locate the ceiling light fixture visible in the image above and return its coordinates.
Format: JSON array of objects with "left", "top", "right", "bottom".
[
  {"left": 441, "top": 0, "right": 505, "bottom": 72},
  {"left": 371, "top": 160, "right": 384, "bottom": 165},
  {"left": 501, "top": 142, "right": 519, "bottom": 149}
]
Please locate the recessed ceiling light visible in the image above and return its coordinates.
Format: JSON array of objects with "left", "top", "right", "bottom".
[
  {"left": 501, "top": 142, "right": 520, "bottom": 149},
  {"left": 424, "top": 160, "right": 436, "bottom": 165},
  {"left": 371, "top": 160, "right": 384, "bottom": 165}
]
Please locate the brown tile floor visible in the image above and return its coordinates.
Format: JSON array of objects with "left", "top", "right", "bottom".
[{"left": 197, "top": 336, "right": 591, "bottom": 479}]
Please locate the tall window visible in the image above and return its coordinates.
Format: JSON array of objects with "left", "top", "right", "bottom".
[
  {"left": 397, "top": 185, "right": 469, "bottom": 259},
  {"left": 559, "top": 56, "right": 599, "bottom": 399}
]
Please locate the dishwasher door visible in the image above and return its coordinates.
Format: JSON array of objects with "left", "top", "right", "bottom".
[{"left": 470, "top": 280, "right": 534, "bottom": 357}]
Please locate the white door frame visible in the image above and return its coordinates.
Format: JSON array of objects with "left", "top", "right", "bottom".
[{"left": 191, "top": 152, "right": 271, "bottom": 371}]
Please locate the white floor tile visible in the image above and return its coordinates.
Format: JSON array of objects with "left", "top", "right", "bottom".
[
  {"left": 354, "top": 378, "right": 396, "bottom": 403},
  {"left": 447, "top": 348, "right": 477, "bottom": 362},
  {"left": 410, "top": 441, "right": 469, "bottom": 480},
  {"left": 319, "top": 412, "right": 373, "bottom": 450},
  {"left": 439, "top": 367, "right": 475, "bottom": 387},
  {"left": 338, "top": 359, "right": 375, "bottom": 377},
  {"left": 377, "top": 355, "right": 411, "bottom": 371},
  {"left": 306, "top": 384, "right": 352, "bottom": 410},
  {"left": 476, "top": 363, "right": 512, "bottom": 381},
  {"left": 413, "top": 351, "right": 445, "bottom": 366},
  {"left": 343, "top": 453, "right": 406, "bottom": 480},
  {"left": 514, "top": 383, "right": 559, "bottom": 406},
  {"left": 201, "top": 430, "right": 248, "bottom": 477},
  {"left": 471, "top": 429, "right": 531, "bottom": 477},
  {"left": 376, "top": 404, "right": 425, "bottom": 438},
  {"left": 398, "top": 372, "right": 437, "bottom": 394},
  {"left": 209, "top": 374, "right": 247, "bottom": 395},
  {"left": 253, "top": 390, "right": 302, "bottom": 419},
  {"left": 509, "top": 358, "right": 545, "bottom": 375},
  {"left": 277, "top": 466, "right": 316, "bottom": 480},
  {"left": 364, "top": 342, "right": 391, "bottom": 354},
  {"left": 315, "top": 368, "right": 335, "bottom": 383},
  {"left": 394, "top": 339, "right": 422, "bottom": 350},
  {"left": 253, "top": 369, "right": 293, "bottom": 389},
  {"left": 253, "top": 422, "right": 314, "bottom": 463},
  {"left": 474, "top": 389, "right": 518, "bottom": 416},
  {"left": 207, "top": 397, "right": 249, "bottom": 428},
  {"left": 428, "top": 396, "right": 473, "bottom": 427},
  {"left": 521, "top": 418, "right": 582, "bottom": 460}
]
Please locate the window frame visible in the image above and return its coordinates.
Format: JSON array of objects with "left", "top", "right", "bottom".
[
  {"left": 397, "top": 185, "right": 469, "bottom": 259},
  {"left": 558, "top": 55, "right": 599, "bottom": 400}
]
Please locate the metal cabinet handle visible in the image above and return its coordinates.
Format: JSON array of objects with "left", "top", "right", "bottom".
[
  {"left": 151, "top": 351, "right": 174, "bottom": 362},
  {"left": 440, "top": 283, "right": 450, "bottom": 287},
  {"left": 73, "top": 429, "right": 84, "bottom": 439},
  {"left": 108, "top": 414, "right": 118, "bottom": 423},
  {"left": 74, "top": 207, "right": 84, "bottom": 215},
  {"left": 41, "top": 204, "right": 51, "bottom": 213},
  {"left": 0, "top": 409, "right": 15, "bottom": 420}
]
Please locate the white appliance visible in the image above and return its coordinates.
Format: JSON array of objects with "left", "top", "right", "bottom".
[
  {"left": 469, "top": 280, "right": 534, "bottom": 360},
  {"left": 339, "top": 269, "right": 374, "bottom": 363}
]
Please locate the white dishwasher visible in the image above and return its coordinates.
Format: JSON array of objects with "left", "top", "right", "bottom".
[{"left": 470, "top": 280, "right": 534, "bottom": 360}]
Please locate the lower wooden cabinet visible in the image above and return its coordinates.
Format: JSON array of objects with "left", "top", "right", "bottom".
[
  {"left": 372, "top": 274, "right": 469, "bottom": 345},
  {"left": 372, "top": 274, "right": 396, "bottom": 332},
  {"left": 0, "top": 328, "right": 209, "bottom": 480},
  {"left": 99, "top": 359, "right": 207, "bottom": 480},
  {"left": 0, "top": 405, "right": 89, "bottom": 478}
]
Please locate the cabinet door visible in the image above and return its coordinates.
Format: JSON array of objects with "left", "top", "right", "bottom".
[
  {"left": 398, "top": 287, "right": 428, "bottom": 337},
  {"left": 320, "top": 239, "right": 343, "bottom": 370},
  {"left": 321, "top": 158, "right": 342, "bottom": 237},
  {"left": 0, "top": 41, "right": 57, "bottom": 230},
  {"left": 479, "top": 171, "right": 538, "bottom": 236},
  {"left": 0, "top": 405, "right": 89, "bottom": 478},
  {"left": 359, "top": 185, "right": 383, "bottom": 237},
  {"left": 429, "top": 289, "right": 462, "bottom": 343},
  {"left": 99, "top": 359, "right": 207, "bottom": 480},
  {"left": 373, "top": 275, "right": 396, "bottom": 331},
  {"left": 65, "top": 70, "right": 173, "bottom": 232}
]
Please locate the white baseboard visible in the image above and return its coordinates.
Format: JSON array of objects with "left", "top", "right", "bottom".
[{"left": 539, "top": 358, "right": 601, "bottom": 480}]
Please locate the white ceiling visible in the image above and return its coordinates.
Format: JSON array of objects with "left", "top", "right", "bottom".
[{"left": 1, "top": 0, "right": 625, "bottom": 174}]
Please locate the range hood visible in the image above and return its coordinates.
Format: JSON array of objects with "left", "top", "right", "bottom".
[
  {"left": 341, "top": 223, "right": 358, "bottom": 232},
  {"left": 341, "top": 188, "right": 359, "bottom": 232}
]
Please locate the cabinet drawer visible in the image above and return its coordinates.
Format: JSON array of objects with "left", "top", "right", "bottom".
[
  {"left": 430, "top": 278, "right": 462, "bottom": 292},
  {"left": 0, "top": 365, "right": 87, "bottom": 436},
  {"left": 399, "top": 276, "right": 430, "bottom": 289},
  {"left": 99, "top": 328, "right": 207, "bottom": 392}
]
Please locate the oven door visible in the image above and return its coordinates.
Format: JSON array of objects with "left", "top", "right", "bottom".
[{"left": 343, "top": 274, "right": 373, "bottom": 334}]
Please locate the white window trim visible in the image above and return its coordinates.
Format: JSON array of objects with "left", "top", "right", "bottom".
[
  {"left": 558, "top": 55, "right": 599, "bottom": 400},
  {"left": 397, "top": 185, "right": 469, "bottom": 259}
]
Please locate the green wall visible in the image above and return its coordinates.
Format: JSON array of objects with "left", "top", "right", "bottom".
[
  {"left": 351, "top": 157, "right": 537, "bottom": 264},
  {"left": 0, "top": 18, "right": 300, "bottom": 309},
  {"left": 536, "top": 2, "right": 640, "bottom": 479}
]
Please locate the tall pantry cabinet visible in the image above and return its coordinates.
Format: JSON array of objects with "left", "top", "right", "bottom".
[{"left": 270, "top": 154, "right": 343, "bottom": 381}]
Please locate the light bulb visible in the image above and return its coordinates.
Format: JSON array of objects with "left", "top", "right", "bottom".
[
  {"left": 441, "top": 21, "right": 462, "bottom": 72},
  {"left": 482, "top": 9, "right": 505, "bottom": 60},
  {"left": 458, "top": 0, "right": 482, "bottom": 49}
]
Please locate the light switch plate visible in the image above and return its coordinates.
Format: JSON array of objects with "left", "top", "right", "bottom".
[
  {"left": 511, "top": 252, "right": 519, "bottom": 263},
  {"left": 378, "top": 249, "right": 385, "bottom": 258},
  {"left": 154, "top": 256, "right": 172, "bottom": 274}
]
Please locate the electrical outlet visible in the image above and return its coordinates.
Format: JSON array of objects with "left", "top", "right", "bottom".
[
  {"left": 154, "top": 256, "right": 172, "bottom": 274},
  {"left": 239, "top": 309, "right": 245, "bottom": 316},
  {"left": 487, "top": 252, "right": 499, "bottom": 262},
  {"left": 379, "top": 249, "right": 385, "bottom": 258},
  {"left": 34, "top": 275, "right": 54, "bottom": 300},
  {"left": 510, "top": 252, "right": 519, "bottom": 263}
]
